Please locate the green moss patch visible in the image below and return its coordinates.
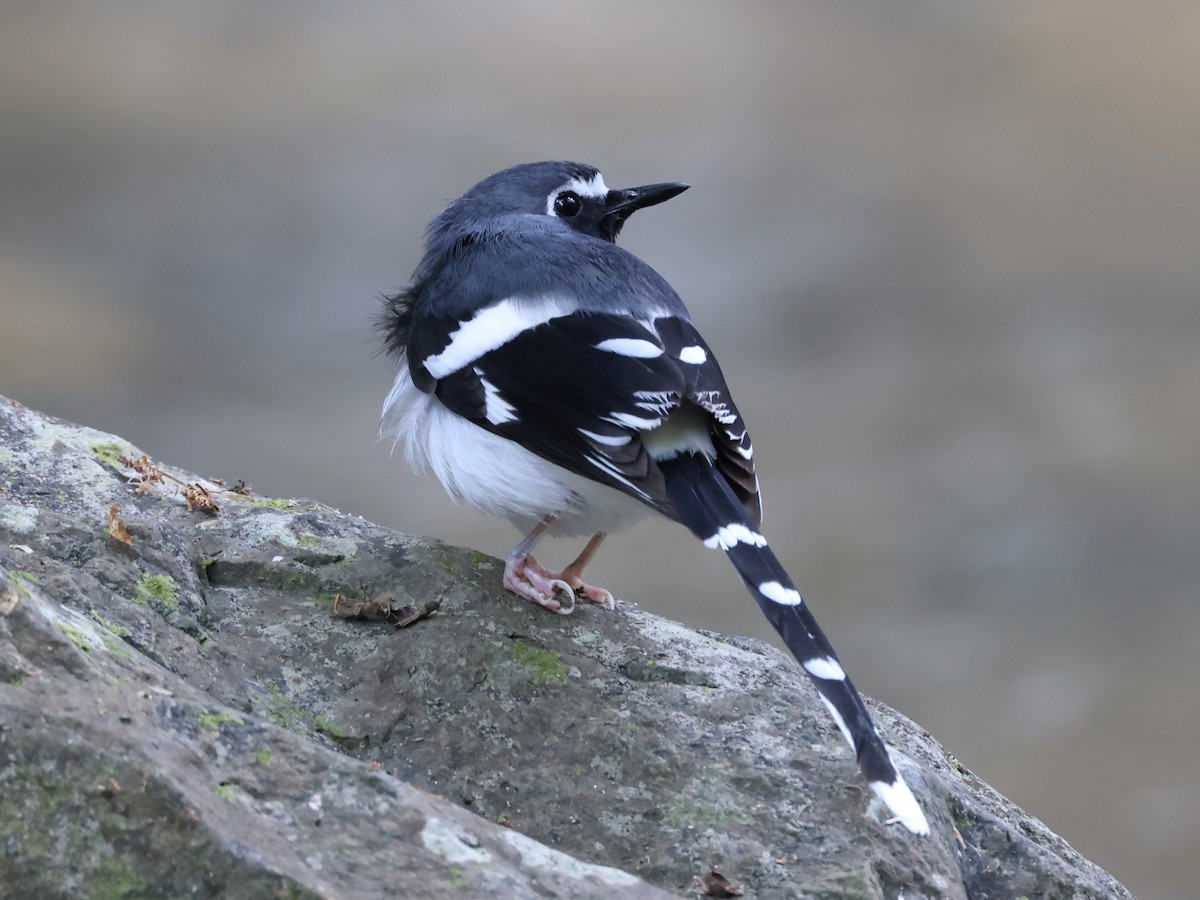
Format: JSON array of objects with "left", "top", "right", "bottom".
[
  {"left": 511, "top": 639, "right": 569, "bottom": 686},
  {"left": 197, "top": 710, "right": 244, "bottom": 732},
  {"left": 90, "top": 442, "right": 128, "bottom": 469},
  {"left": 133, "top": 574, "right": 180, "bottom": 612}
]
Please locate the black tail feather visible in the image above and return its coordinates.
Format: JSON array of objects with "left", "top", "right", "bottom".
[{"left": 660, "top": 451, "right": 929, "bottom": 833}]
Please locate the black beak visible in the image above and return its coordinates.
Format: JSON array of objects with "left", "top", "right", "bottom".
[
  {"left": 605, "top": 182, "right": 690, "bottom": 217},
  {"left": 600, "top": 182, "right": 689, "bottom": 240}
]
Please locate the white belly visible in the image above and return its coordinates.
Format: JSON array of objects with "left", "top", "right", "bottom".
[{"left": 381, "top": 372, "right": 650, "bottom": 539}]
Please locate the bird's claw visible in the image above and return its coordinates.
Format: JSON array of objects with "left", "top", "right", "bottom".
[
  {"left": 574, "top": 583, "right": 615, "bottom": 611},
  {"left": 503, "top": 555, "right": 576, "bottom": 614},
  {"left": 503, "top": 554, "right": 615, "bottom": 615}
]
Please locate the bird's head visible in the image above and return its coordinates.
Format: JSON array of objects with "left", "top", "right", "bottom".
[{"left": 433, "top": 161, "right": 689, "bottom": 244}]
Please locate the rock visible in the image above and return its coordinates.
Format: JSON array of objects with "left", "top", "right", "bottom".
[{"left": 0, "top": 395, "right": 1133, "bottom": 899}]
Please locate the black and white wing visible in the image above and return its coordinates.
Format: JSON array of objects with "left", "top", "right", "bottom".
[{"left": 408, "top": 297, "right": 760, "bottom": 526}]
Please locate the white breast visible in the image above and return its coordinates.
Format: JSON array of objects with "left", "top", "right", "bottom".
[{"left": 381, "top": 371, "right": 650, "bottom": 539}]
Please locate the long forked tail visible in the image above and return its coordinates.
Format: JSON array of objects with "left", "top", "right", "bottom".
[{"left": 661, "top": 452, "right": 930, "bottom": 835}]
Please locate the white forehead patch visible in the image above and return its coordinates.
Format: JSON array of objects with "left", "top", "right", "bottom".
[
  {"left": 546, "top": 172, "right": 609, "bottom": 214},
  {"left": 563, "top": 172, "right": 609, "bottom": 198}
]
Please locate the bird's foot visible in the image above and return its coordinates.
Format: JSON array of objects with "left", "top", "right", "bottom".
[
  {"left": 557, "top": 532, "right": 615, "bottom": 611},
  {"left": 558, "top": 569, "right": 615, "bottom": 611},
  {"left": 503, "top": 555, "right": 615, "bottom": 615},
  {"left": 504, "top": 554, "right": 576, "bottom": 614}
]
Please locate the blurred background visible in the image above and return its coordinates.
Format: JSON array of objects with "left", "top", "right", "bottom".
[{"left": 3, "top": 2, "right": 1198, "bottom": 896}]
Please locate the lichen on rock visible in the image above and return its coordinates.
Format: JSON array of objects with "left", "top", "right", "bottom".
[{"left": 0, "top": 395, "right": 1133, "bottom": 899}]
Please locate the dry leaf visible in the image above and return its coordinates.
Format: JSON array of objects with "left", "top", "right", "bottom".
[
  {"left": 334, "top": 593, "right": 440, "bottom": 628},
  {"left": 107, "top": 504, "right": 134, "bottom": 546},
  {"left": 183, "top": 483, "right": 219, "bottom": 513},
  {"left": 691, "top": 870, "right": 743, "bottom": 897},
  {"left": 122, "top": 453, "right": 165, "bottom": 483}
]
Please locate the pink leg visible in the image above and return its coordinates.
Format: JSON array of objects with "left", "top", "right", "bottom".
[
  {"left": 557, "top": 532, "right": 614, "bottom": 610},
  {"left": 504, "top": 516, "right": 575, "bottom": 613},
  {"left": 502, "top": 520, "right": 614, "bottom": 615}
]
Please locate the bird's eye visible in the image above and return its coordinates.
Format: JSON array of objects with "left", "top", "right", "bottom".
[{"left": 553, "top": 191, "right": 581, "bottom": 218}]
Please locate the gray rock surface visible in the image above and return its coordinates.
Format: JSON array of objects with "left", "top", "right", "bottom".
[{"left": 0, "top": 394, "right": 1133, "bottom": 899}]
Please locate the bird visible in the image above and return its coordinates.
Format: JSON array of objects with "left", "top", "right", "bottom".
[{"left": 378, "top": 160, "right": 930, "bottom": 835}]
